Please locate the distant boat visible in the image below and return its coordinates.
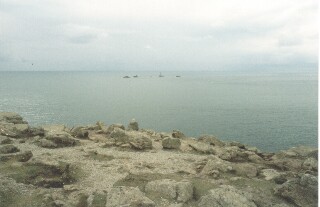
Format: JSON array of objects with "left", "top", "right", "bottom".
[
  {"left": 159, "top": 72, "right": 164, "bottom": 77},
  {"left": 176, "top": 76, "right": 181, "bottom": 77},
  {"left": 123, "top": 76, "right": 130, "bottom": 78},
  {"left": 133, "top": 75, "right": 138, "bottom": 78}
]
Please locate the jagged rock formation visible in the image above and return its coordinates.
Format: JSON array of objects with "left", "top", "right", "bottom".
[{"left": 0, "top": 112, "right": 317, "bottom": 207}]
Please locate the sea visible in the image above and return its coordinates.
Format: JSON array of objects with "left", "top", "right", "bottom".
[{"left": 0, "top": 70, "right": 317, "bottom": 152}]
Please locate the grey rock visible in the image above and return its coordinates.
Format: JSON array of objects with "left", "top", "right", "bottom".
[
  {"left": 201, "top": 157, "right": 233, "bottom": 176},
  {"left": 0, "top": 123, "right": 30, "bottom": 138},
  {"left": 0, "top": 144, "right": 20, "bottom": 154},
  {"left": 129, "top": 135, "right": 152, "bottom": 150},
  {"left": 106, "top": 186, "right": 155, "bottom": 207},
  {"left": 172, "top": 130, "right": 185, "bottom": 138},
  {"left": 198, "top": 135, "right": 225, "bottom": 147},
  {"left": 302, "top": 157, "right": 318, "bottom": 171},
  {"left": 28, "top": 126, "right": 45, "bottom": 136},
  {"left": 0, "top": 112, "right": 28, "bottom": 124},
  {"left": 110, "top": 128, "right": 129, "bottom": 143},
  {"left": 0, "top": 150, "right": 33, "bottom": 162},
  {"left": 176, "top": 180, "right": 194, "bottom": 202},
  {"left": 145, "top": 179, "right": 193, "bottom": 202},
  {"left": 162, "top": 137, "right": 181, "bottom": 149},
  {"left": 44, "top": 133, "right": 78, "bottom": 148},
  {"left": 233, "top": 163, "right": 258, "bottom": 178},
  {"left": 188, "top": 142, "right": 215, "bottom": 154},
  {"left": 39, "top": 139, "right": 58, "bottom": 148},
  {"left": 71, "top": 127, "right": 89, "bottom": 139},
  {"left": 198, "top": 185, "right": 256, "bottom": 207},
  {"left": 128, "top": 119, "right": 139, "bottom": 131},
  {"left": 274, "top": 174, "right": 318, "bottom": 207},
  {"left": 260, "top": 169, "right": 281, "bottom": 181},
  {"left": 0, "top": 136, "right": 13, "bottom": 145}
]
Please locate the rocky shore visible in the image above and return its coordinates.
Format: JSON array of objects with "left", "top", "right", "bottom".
[{"left": 0, "top": 112, "right": 318, "bottom": 207}]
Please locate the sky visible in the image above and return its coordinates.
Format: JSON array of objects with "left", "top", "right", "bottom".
[{"left": 0, "top": 0, "right": 318, "bottom": 71}]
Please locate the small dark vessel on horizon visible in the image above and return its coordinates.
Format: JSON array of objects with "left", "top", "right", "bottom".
[
  {"left": 133, "top": 75, "right": 138, "bottom": 78},
  {"left": 159, "top": 72, "right": 164, "bottom": 77},
  {"left": 176, "top": 75, "right": 181, "bottom": 77},
  {"left": 123, "top": 76, "right": 130, "bottom": 78}
]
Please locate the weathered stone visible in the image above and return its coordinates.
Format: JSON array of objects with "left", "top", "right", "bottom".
[
  {"left": 176, "top": 180, "right": 194, "bottom": 202},
  {"left": 87, "top": 191, "right": 106, "bottom": 207},
  {"left": 188, "top": 142, "right": 215, "bottom": 154},
  {"left": 0, "top": 123, "right": 30, "bottom": 138},
  {"left": 274, "top": 174, "right": 318, "bottom": 207},
  {"left": 39, "top": 139, "right": 58, "bottom": 148},
  {"left": 27, "top": 126, "right": 45, "bottom": 136},
  {"left": 0, "top": 112, "right": 28, "bottom": 124},
  {"left": 128, "top": 119, "right": 139, "bottom": 131},
  {"left": 44, "top": 133, "right": 78, "bottom": 148},
  {"left": 260, "top": 169, "right": 281, "bottom": 181},
  {"left": 233, "top": 163, "right": 258, "bottom": 178},
  {"left": 228, "top": 141, "right": 245, "bottom": 149},
  {"left": 159, "top": 132, "right": 171, "bottom": 139},
  {"left": 162, "top": 137, "right": 181, "bottom": 149},
  {"left": 198, "top": 185, "right": 256, "bottom": 207},
  {"left": 0, "top": 136, "right": 13, "bottom": 145},
  {"left": 0, "top": 145, "right": 20, "bottom": 154},
  {"left": 71, "top": 127, "right": 89, "bottom": 139},
  {"left": 106, "top": 186, "right": 155, "bottom": 207},
  {"left": 201, "top": 157, "right": 233, "bottom": 176},
  {"left": 145, "top": 179, "right": 193, "bottom": 202},
  {"left": 198, "top": 135, "right": 225, "bottom": 147},
  {"left": 302, "top": 157, "right": 318, "bottom": 171},
  {"left": 145, "top": 179, "right": 177, "bottom": 200},
  {"left": 0, "top": 150, "right": 33, "bottom": 162},
  {"left": 110, "top": 128, "right": 129, "bottom": 143},
  {"left": 215, "top": 146, "right": 248, "bottom": 162},
  {"left": 129, "top": 135, "right": 152, "bottom": 150},
  {"left": 172, "top": 130, "right": 185, "bottom": 138}
]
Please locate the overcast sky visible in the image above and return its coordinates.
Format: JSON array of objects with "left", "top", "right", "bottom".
[{"left": 0, "top": 0, "right": 318, "bottom": 71}]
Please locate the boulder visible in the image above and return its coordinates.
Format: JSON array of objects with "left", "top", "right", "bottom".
[
  {"left": 27, "top": 126, "right": 45, "bottom": 137},
  {"left": 110, "top": 128, "right": 129, "bottom": 143},
  {"left": 129, "top": 135, "right": 152, "bottom": 150},
  {"left": 274, "top": 174, "right": 318, "bottom": 207},
  {"left": 198, "top": 135, "right": 225, "bottom": 147},
  {"left": 0, "top": 145, "right": 20, "bottom": 154},
  {"left": 302, "top": 157, "right": 318, "bottom": 171},
  {"left": 188, "top": 142, "right": 215, "bottom": 154},
  {"left": 162, "top": 137, "right": 181, "bottom": 149},
  {"left": 43, "top": 133, "right": 78, "bottom": 148},
  {"left": 200, "top": 157, "right": 233, "bottom": 176},
  {"left": 145, "top": 179, "right": 193, "bottom": 202},
  {"left": 215, "top": 146, "right": 248, "bottom": 162},
  {"left": 0, "top": 136, "right": 13, "bottom": 145},
  {"left": 198, "top": 185, "right": 256, "bottom": 207},
  {"left": 128, "top": 119, "right": 139, "bottom": 131},
  {"left": 233, "top": 163, "right": 258, "bottom": 178},
  {"left": 39, "top": 139, "right": 58, "bottom": 148},
  {"left": 271, "top": 147, "right": 318, "bottom": 171},
  {"left": 14, "top": 159, "right": 78, "bottom": 188},
  {"left": 0, "top": 123, "right": 30, "bottom": 138},
  {"left": 110, "top": 129, "right": 152, "bottom": 150},
  {"left": 172, "top": 130, "right": 185, "bottom": 138},
  {"left": 0, "top": 150, "right": 33, "bottom": 162},
  {"left": 260, "top": 169, "right": 282, "bottom": 181},
  {"left": 71, "top": 127, "right": 89, "bottom": 139},
  {"left": 0, "top": 112, "right": 28, "bottom": 124},
  {"left": 106, "top": 186, "right": 155, "bottom": 207}
]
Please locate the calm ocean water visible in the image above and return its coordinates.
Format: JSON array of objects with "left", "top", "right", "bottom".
[{"left": 0, "top": 71, "right": 317, "bottom": 152}]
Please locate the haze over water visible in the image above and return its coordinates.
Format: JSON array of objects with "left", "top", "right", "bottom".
[{"left": 0, "top": 70, "right": 317, "bottom": 152}]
